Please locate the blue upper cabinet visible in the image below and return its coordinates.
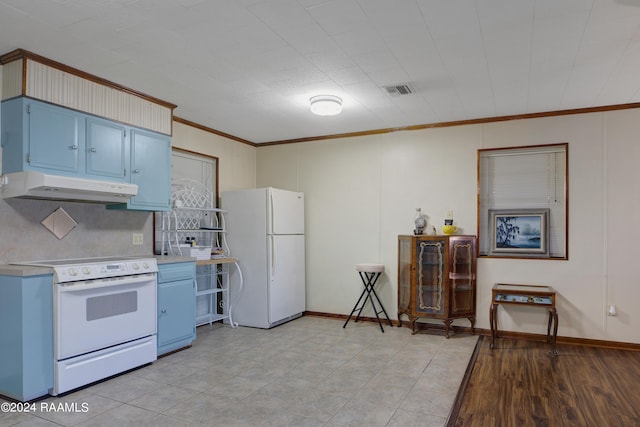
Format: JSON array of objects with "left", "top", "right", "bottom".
[
  {"left": 29, "top": 100, "right": 82, "bottom": 174},
  {"left": 2, "top": 97, "right": 82, "bottom": 176},
  {"left": 2, "top": 97, "right": 125, "bottom": 181},
  {"left": 1, "top": 97, "right": 171, "bottom": 211},
  {"left": 108, "top": 128, "right": 171, "bottom": 211},
  {"left": 85, "top": 117, "right": 128, "bottom": 182},
  {"left": 131, "top": 129, "right": 171, "bottom": 210}
]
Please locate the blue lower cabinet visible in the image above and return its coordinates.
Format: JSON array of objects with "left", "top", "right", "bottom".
[
  {"left": 157, "top": 262, "right": 196, "bottom": 356},
  {"left": 0, "top": 274, "right": 54, "bottom": 401}
]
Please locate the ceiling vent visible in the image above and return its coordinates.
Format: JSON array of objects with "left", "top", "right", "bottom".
[{"left": 383, "top": 83, "right": 415, "bottom": 97}]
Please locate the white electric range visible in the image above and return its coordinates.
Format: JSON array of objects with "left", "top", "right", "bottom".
[{"left": 14, "top": 256, "right": 158, "bottom": 395}]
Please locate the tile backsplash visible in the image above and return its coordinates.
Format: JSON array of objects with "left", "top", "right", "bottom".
[{"left": 0, "top": 197, "right": 153, "bottom": 265}]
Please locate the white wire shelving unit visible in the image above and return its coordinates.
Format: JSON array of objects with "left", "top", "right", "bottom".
[{"left": 160, "top": 179, "right": 242, "bottom": 327}]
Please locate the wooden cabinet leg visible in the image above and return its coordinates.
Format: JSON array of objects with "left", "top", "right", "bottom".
[
  {"left": 551, "top": 308, "right": 559, "bottom": 356},
  {"left": 443, "top": 319, "right": 452, "bottom": 338},
  {"left": 490, "top": 303, "right": 497, "bottom": 349}
]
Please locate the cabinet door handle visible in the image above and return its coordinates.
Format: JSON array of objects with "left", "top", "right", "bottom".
[
  {"left": 89, "top": 147, "right": 97, "bottom": 153},
  {"left": 70, "top": 144, "right": 78, "bottom": 150},
  {"left": 160, "top": 309, "right": 167, "bottom": 314},
  {"left": 133, "top": 169, "right": 140, "bottom": 174}
]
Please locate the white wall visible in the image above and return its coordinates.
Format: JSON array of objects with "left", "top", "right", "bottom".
[
  {"left": 604, "top": 110, "right": 640, "bottom": 343},
  {"left": 255, "top": 109, "right": 640, "bottom": 344}
]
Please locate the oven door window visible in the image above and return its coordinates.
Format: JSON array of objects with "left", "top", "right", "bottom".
[
  {"left": 86, "top": 291, "right": 138, "bottom": 321},
  {"left": 55, "top": 276, "right": 156, "bottom": 360}
]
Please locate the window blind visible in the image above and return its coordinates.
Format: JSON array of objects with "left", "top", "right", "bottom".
[{"left": 479, "top": 145, "right": 567, "bottom": 257}]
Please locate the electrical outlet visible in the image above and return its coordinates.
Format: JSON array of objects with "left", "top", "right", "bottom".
[
  {"left": 132, "top": 233, "right": 144, "bottom": 245},
  {"left": 607, "top": 304, "right": 617, "bottom": 316}
]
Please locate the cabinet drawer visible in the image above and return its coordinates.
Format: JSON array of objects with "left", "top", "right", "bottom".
[{"left": 157, "top": 262, "right": 195, "bottom": 284}]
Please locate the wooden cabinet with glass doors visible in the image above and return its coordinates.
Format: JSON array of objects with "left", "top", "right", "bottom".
[{"left": 397, "top": 235, "right": 477, "bottom": 337}]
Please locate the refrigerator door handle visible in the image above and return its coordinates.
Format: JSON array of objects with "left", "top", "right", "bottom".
[
  {"left": 270, "top": 236, "right": 275, "bottom": 279},
  {"left": 269, "top": 190, "right": 274, "bottom": 235}
]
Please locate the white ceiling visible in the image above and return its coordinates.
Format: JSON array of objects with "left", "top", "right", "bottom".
[{"left": 1, "top": 0, "right": 640, "bottom": 144}]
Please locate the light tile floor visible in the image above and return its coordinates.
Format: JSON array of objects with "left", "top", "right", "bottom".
[{"left": 1, "top": 316, "right": 478, "bottom": 427}]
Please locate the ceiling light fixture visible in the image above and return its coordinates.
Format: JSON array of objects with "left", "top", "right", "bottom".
[{"left": 309, "top": 95, "right": 342, "bottom": 116}]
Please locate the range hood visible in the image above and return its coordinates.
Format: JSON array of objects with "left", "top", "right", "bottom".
[{"left": 0, "top": 171, "right": 138, "bottom": 203}]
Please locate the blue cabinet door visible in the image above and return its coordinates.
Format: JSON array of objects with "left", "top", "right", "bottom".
[
  {"left": 109, "top": 128, "right": 171, "bottom": 211},
  {"left": 85, "top": 117, "right": 128, "bottom": 181},
  {"left": 158, "top": 278, "right": 196, "bottom": 354},
  {"left": 1, "top": 97, "right": 28, "bottom": 174},
  {"left": 130, "top": 129, "right": 171, "bottom": 210},
  {"left": 28, "top": 100, "right": 81, "bottom": 174},
  {"left": 157, "top": 262, "right": 196, "bottom": 356}
]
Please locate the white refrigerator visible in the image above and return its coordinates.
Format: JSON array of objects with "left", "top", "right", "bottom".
[{"left": 222, "top": 187, "right": 305, "bottom": 328}]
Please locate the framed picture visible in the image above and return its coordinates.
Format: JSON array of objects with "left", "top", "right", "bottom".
[{"left": 488, "top": 209, "right": 550, "bottom": 257}]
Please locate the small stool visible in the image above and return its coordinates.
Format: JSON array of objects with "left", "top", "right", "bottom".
[{"left": 343, "top": 263, "right": 393, "bottom": 332}]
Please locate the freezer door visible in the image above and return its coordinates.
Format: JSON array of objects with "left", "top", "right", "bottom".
[
  {"left": 268, "top": 188, "right": 304, "bottom": 235},
  {"left": 222, "top": 188, "right": 268, "bottom": 240},
  {"left": 268, "top": 234, "right": 305, "bottom": 324}
]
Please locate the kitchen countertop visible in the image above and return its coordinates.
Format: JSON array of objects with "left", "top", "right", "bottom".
[
  {"left": 154, "top": 255, "right": 196, "bottom": 264},
  {"left": 0, "top": 255, "right": 195, "bottom": 277},
  {"left": 0, "top": 264, "right": 52, "bottom": 277}
]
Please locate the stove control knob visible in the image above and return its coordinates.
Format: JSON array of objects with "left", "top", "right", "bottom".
[
  {"left": 82, "top": 267, "right": 91, "bottom": 275},
  {"left": 132, "top": 263, "right": 140, "bottom": 270},
  {"left": 69, "top": 268, "right": 78, "bottom": 276},
  {"left": 142, "top": 262, "right": 149, "bottom": 269}
]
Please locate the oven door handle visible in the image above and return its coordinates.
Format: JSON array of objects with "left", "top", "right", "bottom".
[{"left": 57, "top": 273, "right": 156, "bottom": 292}]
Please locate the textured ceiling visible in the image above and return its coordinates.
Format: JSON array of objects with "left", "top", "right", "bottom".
[{"left": 1, "top": 0, "right": 640, "bottom": 144}]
